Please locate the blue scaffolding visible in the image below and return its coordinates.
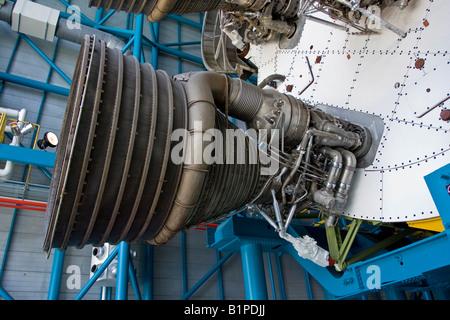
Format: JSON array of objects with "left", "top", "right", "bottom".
[{"left": 0, "top": 0, "right": 449, "bottom": 301}]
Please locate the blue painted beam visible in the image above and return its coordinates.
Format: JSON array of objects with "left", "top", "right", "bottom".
[
  {"left": 47, "top": 249, "right": 66, "bottom": 300},
  {"left": 128, "top": 254, "right": 142, "bottom": 300},
  {"left": 0, "top": 72, "right": 70, "bottom": 96},
  {"left": 0, "top": 285, "right": 14, "bottom": 300},
  {"left": 209, "top": 214, "right": 450, "bottom": 299},
  {"left": 181, "top": 252, "right": 233, "bottom": 300},
  {"left": 74, "top": 245, "right": 119, "bottom": 300},
  {"left": 241, "top": 243, "right": 268, "bottom": 300},
  {"left": 142, "top": 245, "right": 154, "bottom": 300},
  {"left": 166, "top": 14, "right": 202, "bottom": 30},
  {"left": 0, "top": 144, "right": 56, "bottom": 168},
  {"left": 115, "top": 242, "right": 130, "bottom": 300}
]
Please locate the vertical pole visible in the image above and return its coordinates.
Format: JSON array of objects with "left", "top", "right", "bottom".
[
  {"left": 143, "top": 245, "right": 154, "bottom": 300},
  {"left": 150, "top": 22, "right": 160, "bottom": 68},
  {"left": 128, "top": 256, "right": 142, "bottom": 300},
  {"left": 47, "top": 249, "right": 66, "bottom": 300},
  {"left": 115, "top": 242, "right": 130, "bottom": 300},
  {"left": 240, "top": 243, "right": 268, "bottom": 300},
  {"left": 134, "top": 14, "right": 144, "bottom": 59}
]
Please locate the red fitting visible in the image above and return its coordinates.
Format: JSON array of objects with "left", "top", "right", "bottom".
[
  {"left": 328, "top": 256, "right": 335, "bottom": 266},
  {"left": 440, "top": 109, "right": 450, "bottom": 121}
]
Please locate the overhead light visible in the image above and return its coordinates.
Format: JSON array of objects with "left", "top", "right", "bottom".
[{"left": 38, "top": 131, "right": 59, "bottom": 150}]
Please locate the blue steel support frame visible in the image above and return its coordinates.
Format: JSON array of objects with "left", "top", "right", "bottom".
[
  {"left": 47, "top": 249, "right": 66, "bottom": 300},
  {"left": 240, "top": 243, "right": 268, "bottom": 300},
  {"left": 1, "top": 1, "right": 448, "bottom": 301},
  {"left": 181, "top": 252, "right": 233, "bottom": 300},
  {"left": 208, "top": 163, "right": 450, "bottom": 300},
  {"left": 0, "top": 1, "right": 206, "bottom": 300}
]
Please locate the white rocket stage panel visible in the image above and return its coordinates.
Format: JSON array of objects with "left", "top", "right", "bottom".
[{"left": 248, "top": 0, "right": 449, "bottom": 223}]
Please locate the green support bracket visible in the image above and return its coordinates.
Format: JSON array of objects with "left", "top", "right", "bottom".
[
  {"left": 326, "top": 217, "right": 417, "bottom": 272},
  {"left": 326, "top": 219, "right": 361, "bottom": 271}
]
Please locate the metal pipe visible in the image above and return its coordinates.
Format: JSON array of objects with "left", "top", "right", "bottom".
[
  {"left": 142, "top": 36, "right": 203, "bottom": 65},
  {"left": 147, "top": 0, "right": 178, "bottom": 22},
  {"left": 0, "top": 0, "right": 126, "bottom": 50},
  {"left": 0, "top": 72, "right": 70, "bottom": 96},
  {"left": 56, "top": 18, "right": 126, "bottom": 50},
  {"left": 166, "top": 14, "right": 202, "bottom": 30},
  {"left": 321, "top": 147, "right": 343, "bottom": 191},
  {"left": 240, "top": 243, "right": 268, "bottom": 300},
  {"left": 181, "top": 252, "right": 233, "bottom": 300},
  {"left": 0, "top": 143, "right": 56, "bottom": 167},
  {"left": 149, "top": 22, "right": 159, "bottom": 68},
  {"left": 128, "top": 255, "right": 142, "bottom": 300},
  {"left": 20, "top": 34, "right": 72, "bottom": 85},
  {"left": 334, "top": 148, "right": 357, "bottom": 213},
  {"left": 133, "top": 14, "right": 144, "bottom": 58},
  {"left": 115, "top": 242, "right": 130, "bottom": 300},
  {"left": 142, "top": 245, "right": 154, "bottom": 300},
  {"left": 47, "top": 249, "right": 66, "bottom": 300},
  {"left": 0, "top": 0, "right": 13, "bottom": 23},
  {"left": 148, "top": 71, "right": 228, "bottom": 245},
  {"left": 272, "top": 189, "right": 283, "bottom": 230}
]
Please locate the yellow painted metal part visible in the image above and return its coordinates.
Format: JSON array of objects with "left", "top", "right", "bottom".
[
  {"left": 0, "top": 112, "right": 5, "bottom": 143},
  {"left": 407, "top": 217, "right": 445, "bottom": 233}
]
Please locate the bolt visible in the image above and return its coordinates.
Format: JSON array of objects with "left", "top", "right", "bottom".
[{"left": 343, "top": 277, "right": 354, "bottom": 286}]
